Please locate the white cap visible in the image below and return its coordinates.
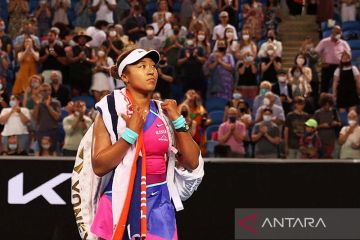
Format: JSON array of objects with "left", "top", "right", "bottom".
[{"left": 118, "top": 49, "right": 160, "bottom": 78}]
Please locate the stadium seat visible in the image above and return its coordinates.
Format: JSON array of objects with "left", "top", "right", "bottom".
[
  {"left": 205, "top": 97, "right": 228, "bottom": 112},
  {"left": 208, "top": 110, "right": 224, "bottom": 125},
  {"left": 72, "top": 95, "right": 96, "bottom": 109},
  {"left": 206, "top": 124, "right": 220, "bottom": 140},
  {"left": 342, "top": 21, "right": 360, "bottom": 32},
  {"left": 343, "top": 30, "right": 360, "bottom": 40},
  {"left": 207, "top": 140, "right": 218, "bottom": 157},
  {"left": 322, "top": 30, "right": 332, "bottom": 38},
  {"left": 339, "top": 111, "right": 348, "bottom": 126},
  {"left": 348, "top": 40, "right": 360, "bottom": 50},
  {"left": 352, "top": 49, "right": 360, "bottom": 62}
]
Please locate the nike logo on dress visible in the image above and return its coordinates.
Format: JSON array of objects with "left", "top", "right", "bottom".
[
  {"left": 150, "top": 191, "right": 159, "bottom": 196},
  {"left": 156, "top": 124, "right": 164, "bottom": 128}
]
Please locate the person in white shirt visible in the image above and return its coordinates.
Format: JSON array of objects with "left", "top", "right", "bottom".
[
  {"left": 86, "top": 20, "right": 109, "bottom": 48},
  {"left": 258, "top": 29, "right": 283, "bottom": 58},
  {"left": 341, "top": 0, "right": 357, "bottom": 22},
  {"left": 138, "top": 25, "right": 162, "bottom": 51},
  {"left": 339, "top": 110, "right": 360, "bottom": 159},
  {"left": 212, "top": 11, "right": 238, "bottom": 41},
  {"left": 91, "top": 0, "right": 117, "bottom": 24},
  {"left": 0, "top": 95, "right": 31, "bottom": 153}
]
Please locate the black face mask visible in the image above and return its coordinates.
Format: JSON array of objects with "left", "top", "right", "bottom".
[
  {"left": 218, "top": 47, "right": 226, "bottom": 52},
  {"left": 268, "top": 36, "right": 274, "bottom": 41},
  {"left": 181, "top": 111, "right": 188, "bottom": 118},
  {"left": 173, "top": 29, "right": 180, "bottom": 35}
]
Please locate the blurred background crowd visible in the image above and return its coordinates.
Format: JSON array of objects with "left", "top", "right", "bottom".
[{"left": 0, "top": 0, "right": 359, "bottom": 159}]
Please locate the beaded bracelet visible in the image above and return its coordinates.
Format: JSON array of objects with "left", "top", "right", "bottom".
[
  {"left": 172, "top": 115, "right": 186, "bottom": 129},
  {"left": 121, "top": 128, "right": 139, "bottom": 145}
]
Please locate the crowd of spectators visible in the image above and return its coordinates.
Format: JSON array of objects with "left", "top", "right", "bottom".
[{"left": 0, "top": 0, "right": 358, "bottom": 159}]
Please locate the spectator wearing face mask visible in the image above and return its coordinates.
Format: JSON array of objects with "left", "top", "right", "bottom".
[
  {"left": 272, "top": 69, "right": 293, "bottom": 115},
  {"left": 258, "top": 29, "right": 282, "bottom": 58},
  {"left": 299, "top": 118, "right": 322, "bottom": 159},
  {"left": 212, "top": 11, "right": 238, "bottom": 41},
  {"left": 288, "top": 53, "right": 312, "bottom": 98},
  {"left": 235, "top": 52, "right": 257, "bottom": 100},
  {"left": 49, "top": 71, "right": 70, "bottom": 107},
  {"left": 252, "top": 108, "right": 281, "bottom": 158},
  {"left": 213, "top": 27, "right": 239, "bottom": 55},
  {"left": 315, "top": 26, "right": 350, "bottom": 93},
  {"left": 153, "top": 0, "right": 173, "bottom": 23},
  {"left": 155, "top": 54, "right": 174, "bottom": 99},
  {"left": 255, "top": 91, "right": 285, "bottom": 127},
  {"left": 138, "top": 25, "right": 162, "bottom": 51},
  {"left": 219, "top": 0, "right": 239, "bottom": 28},
  {"left": 162, "top": 25, "right": 185, "bottom": 68},
  {"left": 178, "top": 33, "right": 207, "bottom": 97},
  {"left": 217, "top": 107, "right": 246, "bottom": 157},
  {"left": 62, "top": 100, "right": 92, "bottom": 156},
  {"left": 205, "top": 39, "right": 235, "bottom": 100},
  {"left": 253, "top": 81, "right": 282, "bottom": 114},
  {"left": 13, "top": 21, "right": 41, "bottom": 53},
  {"left": 38, "top": 136, "right": 55, "bottom": 156},
  {"left": 2, "top": 135, "right": 27, "bottom": 155},
  {"left": 314, "top": 93, "right": 342, "bottom": 158},
  {"left": 195, "top": 30, "right": 211, "bottom": 56},
  {"left": 0, "top": 95, "right": 30, "bottom": 154},
  {"left": 32, "top": 83, "right": 61, "bottom": 156},
  {"left": 103, "top": 25, "right": 124, "bottom": 63},
  {"left": 284, "top": 96, "right": 309, "bottom": 159},
  {"left": 23, "top": 75, "right": 42, "bottom": 110},
  {"left": 243, "top": 0, "right": 264, "bottom": 40},
  {"left": 92, "top": 47, "right": 115, "bottom": 92},
  {"left": 339, "top": 110, "right": 360, "bottom": 159},
  {"left": 236, "top": 28, "right": 257, "bottom": 61},
  {"left": 123, "top": 5, "right": 146, "bottom": 43},
  {"left": 260, "top": 44, "right": 282, "bottom": 84},
  {"left": 332, "top": 51, "right": 360, "bottom": 113}
]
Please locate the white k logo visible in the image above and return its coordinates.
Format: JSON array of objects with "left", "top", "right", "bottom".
[{"left": 8, "top": 172, "right": 72, "bottom": 205}]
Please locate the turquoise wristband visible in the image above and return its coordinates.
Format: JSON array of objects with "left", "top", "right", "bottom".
[
  {"left": 121, "top": 128, "right": 139, "bottom": 145},
  {"left": 172, "top": 115, "right": 186, "bottom": 129}
]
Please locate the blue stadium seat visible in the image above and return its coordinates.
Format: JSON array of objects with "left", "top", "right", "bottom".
[
  {"left": 348, "top": 40, "right": 360, "bottom": 50},
  {"left": 343, "top": 30, "right": 360, "bottom": 40},
  {"left": 339, "top": 111, "right": 348, "bottom": 126},
  {"left": 205, "top": 97, "right": 228, "bottom": 112},
  {"left": 72, "top": 96, "right": 96, "bottom": 109},
  {"left": 352, "top": 49, "right": 360, "bottom": 62},
  {"left": 207, "top": 140, "right": 218, "bottom": 157},
  {"left": 342, "top": 21, "right": 360, "bottom": 32},
  {"left": 322, "top": 30, "right": 332, "bottom": 38},
  {"left": 208, "top": 110, "right": 224, "bottom": 125},
  {"left": 206, "top": 124, "right": 220, "bottom": 140}
]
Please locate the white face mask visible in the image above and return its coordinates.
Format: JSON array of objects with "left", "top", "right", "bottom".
[
  {"left": 267, "top": 50, "right": 274, "bottom": 56},
  {"left": 263, "top": 98, "right": 270, "bottom": 106},
  {"left": 242, "top": 35, "right": 250, "bottom": 41},
  {"left": 348, "top": 120, "right": 357, "bottom": 127},
  {"left": 225, "top": 32, "right": 234, "bottom": 39},
  {"left": 74, "top": 111, "right": 80, "bottom": 117},
  {"left": 42, "top": 143, "right": 51, "bottom": 150},
  {"left": 8, "top": 144, "right": 17, "bottom": 150},
  {"left": 197, "top": 35, "right": 205, "bottom": 42},
  {"left": 186, "top": 40, "right": 194, "bottom": 46},
  {"left": 296, "top": 58, "right": 305, "bottom": 66},
  {"left": 109, "top": 30, "right": 117, "bottom": 37},
  {"left": 335, "top": 34, "right": 341, "bottom": 40},
  {"left": 97, "top": 50, "right": 105, "bottom": 57},
  {"left": 245, "top": 56, "right": 254, "bottom": 62},
  {"left": 146, "top": 29, "right": 154, "bottom": 36},
  {"left": 263, "top": 115, "right": 272, "bottom": 122},
  {"left": 278, "top": 76, "right": 287, "bottom": 83}
]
